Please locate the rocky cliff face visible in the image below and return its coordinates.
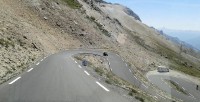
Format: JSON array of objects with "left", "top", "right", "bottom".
[
  {"left": 0, "top": 0, "right": 200, "bottom": 87},
  {"left": 123, "top": 6, "right": 142, "bottom": 22}
]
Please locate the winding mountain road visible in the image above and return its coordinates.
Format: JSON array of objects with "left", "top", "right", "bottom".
[
  {"left": 147, "top": 72, "right": 200, "bottom": 102},
  {"left": 0, "top": 49, "right": 198, "bottom": 102}
]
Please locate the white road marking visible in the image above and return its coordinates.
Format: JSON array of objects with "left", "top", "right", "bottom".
[
  {"left": 74, "top": 21, "right": 78, "bottom": 25},
  {"left": 134, "top": 76, "right": 137, "bottom": 80},
  {"left": 189, "top": 93, "right": 195, "bottom": 98},
  {"left": 41, "top": 59, "right": 43, "bottom": 61},
  {"left": 142, "top": 84, "right": 148, "bottom": 88},
  {"left": 129, "top": 69, "right": 132, "bottom": 73},
  {"left": 78, "top": 65, "right": 82, "bottom": 68},
  {"left": 116, "top": 54, "right": 120, "bottom": 57},
  {"left": 154, "top": 96, "right": 158, "bottom": 99},
  {"left": 125, "top": 63, "right": 128, "bottom": 67},
  {"left": 27, "top": 68, "right": 33, "bottom": 72},
  {"left": 75, "top": 61, "right": 77, "bottom": 63},
  {"left": 182, "top": 87, "right": 185, "bottom": 90},
  {"left": 36, "top": 62, "right": 40, "bottom": 65},
  {"left": 9, "top": 77, "right": 21, "bottom": 84},
  {"left": 157, "top": 94, "right": 166, "bottom": 99},
  {"left": 96, "top": 81, "right": 110, "bottom": 92},
  {"left": 110, "top": 68, "right": 112, "bottom": 71},
  {"left": 84, "top": 70, "right": 90, "bottom": 75}
]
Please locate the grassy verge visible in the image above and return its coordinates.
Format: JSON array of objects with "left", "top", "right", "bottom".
[
  {"left": 74, "top": 54, "right": 155, "bottom": 102},
  {"left": 0, "top": 38, "right": 14, "bottom": 48},
  {"left": 62, "top": 0, "right": 82, "bottom": 9},
  {"left": 165, "top": 79, "right": 188, "bottom": 95}
]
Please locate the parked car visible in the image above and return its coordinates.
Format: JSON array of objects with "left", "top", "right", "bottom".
[
  {"left": 103, "top": 52, "right": 108, "bottom": 56},
  {"left": 157, "top": 66, "right": 169, "bottom": 72}
]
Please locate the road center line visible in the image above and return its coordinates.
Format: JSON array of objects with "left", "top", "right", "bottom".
[
  {"left": 27, "top": 68, "right": 34, "bottom": 72},
  {"left": 84, "top": 70, "right": 90, "bottom": 75},
  {"left": 96, "top": 81, "right": 110, "bottom": 92},
  {"left": 9, "top": 77, "right": 21, "bottom": 84},
  {"left": 142, "top": 84, "right": 148, "bottom": 88},
  {"left": 129, "top": 69, "right": 132, "bottom": 73},
  {"left": 154, "top": 96, "right": 158, "bottom": 99},
  {"left": 157, "top": 94, "right": 166, "bottom": 99},
  {"left": 78, "top": 65, "right": 82, "bottom": 68},
  {"left": 134, "top": 76, "right": 137, "bottom": 80},
  {"left": 36, "top": 62, "right": 40, "bottom": 65}
]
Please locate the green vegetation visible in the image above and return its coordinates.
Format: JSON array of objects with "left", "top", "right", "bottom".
[
  {"left": 0, "top": 38, "right": 14, "bottom": 48},
  {"left": 135, "top": 96, "right": 145, "bottom": 102},
  {"left": 94, "top": 67, "right": 104, "bottom": 76},
  {"left": 74, "top": 54, "right": 155, "bottom": 102},
  {"left": 114, "top": 18, "right": 122, "bottom": 26},
  {"left": 86, "top": 16, "right": 111, "bottom": 37},
  {"left": 105, "top": 79, "right": 112, "bottom": 84},
  {"left": 128, "top": 88, "right": 138, "bottom": 96},
  {"left": 129, "top": 30, "right": 200, "bottom": 78},
  {"left": 165, "top": 79, "right": 188, "bottom": 95},
  {"left": 62, "top": 0, "right": 82, "bottom": 9},
  {"left": 156, "top": 42, "right": 200, "bottom": 78}
]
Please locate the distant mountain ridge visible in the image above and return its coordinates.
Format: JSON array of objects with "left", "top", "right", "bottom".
[
  {"left": 122, "top": 6, "right": 142, "bottom": 22},
  {"left": 161, "top": 29, "right": 200, "bottom": 50}
]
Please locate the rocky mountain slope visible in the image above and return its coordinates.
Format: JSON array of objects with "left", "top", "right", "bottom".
[{"left": 0, "top": 0, "right": 200, "bottom": 99}]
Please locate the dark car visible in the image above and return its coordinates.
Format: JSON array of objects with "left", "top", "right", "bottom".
[
  {"left": 82, "top": 60, "right": 88, "bottom": 66},
  {"left": 103, "top": 52, "right": 108, "bottom": 56}
]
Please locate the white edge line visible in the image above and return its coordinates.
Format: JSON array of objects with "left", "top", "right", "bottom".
[
  {"left": 36, "top": 62, "right": 40, "bottom": 65},
  {"left": 134, "top": 76, "right": 137, "bottom": 80},
  {"left": 157, "top": 94, "right": 166, "bottom": 99},
  {"left": 9, "top": 77, "right": 21, "bottom": 84},
  {"left": 78, "top": 65, "right": 82, "bottom": 68},
  {"left": 142, "top": 84, "right": 148, "bottom": 88},
  {"left": 129, "top": 69, "right": 132, "bottom": 73},
  {"left": 75, "top": 61, "right": 77, "bottom": 63},
  {"left": 27, "top": 68, "right": 34, "bottom": 72},
  {"left": 154, "top": 96, "right": 158, "bottom": 99},
  {"left": 84, "top": 70, "right": 90, "bottom": 75},
  {"left": 96, "top": 81, "right": 110, "bottom": 92},
  {"left": 41, "top": 59, "right": 43, "bottom": 61}
]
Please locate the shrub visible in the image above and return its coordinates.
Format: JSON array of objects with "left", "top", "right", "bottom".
[
  {"left": 135, "top": 96, "right": 144, "bottom": 102},
  {"left": 105, "top": 79, "right": 112, "bottom": 84},
  {"left": 0, "top": 38, "right": 14, "bottom": 48},
  {"left": 95, "top": 68, "right": 104, "bottom": 76},
  {"left": 62, "top": 0, "right": 82, "bottom": 9}
]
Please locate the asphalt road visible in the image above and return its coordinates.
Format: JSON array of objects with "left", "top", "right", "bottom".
[
  {"left": 0, "top": 50, "right": 133, "bottom": 102},
  {"left": 1, "top": 49, "right": 196, "bottom": 102},
  {"left": 148, "top": 74, "right": 200, "bottom": 102}
]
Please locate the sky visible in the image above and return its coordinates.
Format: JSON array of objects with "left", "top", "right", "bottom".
[{"left": 105, "top": 0, "right": 200, "bottom": 31}]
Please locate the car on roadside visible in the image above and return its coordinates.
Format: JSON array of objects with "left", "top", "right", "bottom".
[
  {"left": 103, "top": 52, "right": 108, "bottom": 56},
  {"left": 157, "top": 66, "right": 169, "bottom": 72}
]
